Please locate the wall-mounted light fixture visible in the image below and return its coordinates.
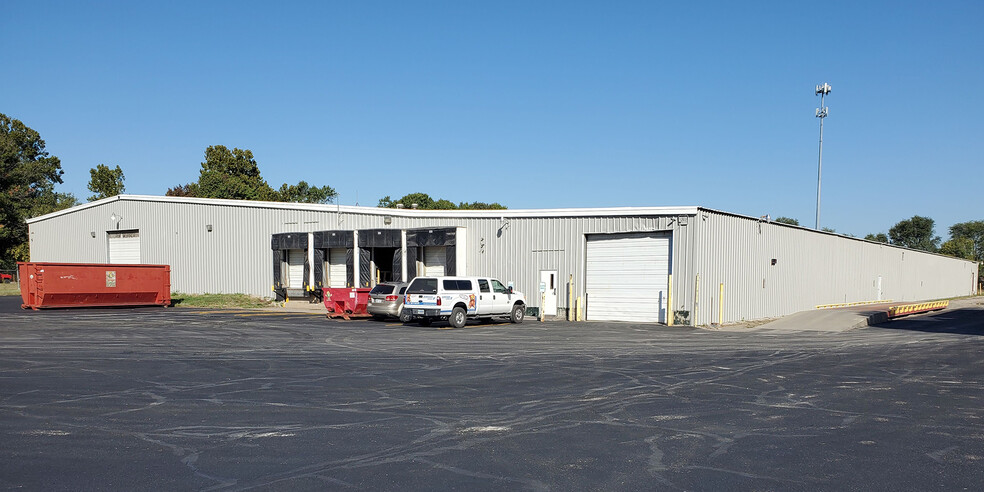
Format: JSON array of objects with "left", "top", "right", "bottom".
[
  {"left": 90, "top": 231, "right": 96, "bottom": 238},
  {"left": 109, "top": 213, "right": 122, "bottom": 229},
  {"left": 384, "top": 215, "right": 393, "bottom": 225},
  {"left": 206, "top": 224, "right": 213, "bottom": 232}
]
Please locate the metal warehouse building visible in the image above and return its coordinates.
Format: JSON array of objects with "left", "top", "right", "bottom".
[{"left": 27, "top": 195, "right": 979, "bottom": 324}]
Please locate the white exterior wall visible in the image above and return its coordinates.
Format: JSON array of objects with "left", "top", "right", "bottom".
[
  {"left": 26, "top": 196, "right": 977, "bottom": 323},
  {"left": 683, "top": 210, "right": 979, "bottom": 324}
]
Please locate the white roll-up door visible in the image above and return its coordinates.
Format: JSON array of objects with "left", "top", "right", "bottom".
[
  {"left": 585, "top": 232, "right": 670, "bottom": 323},
  {"left": 287, "top": 249, "right": 305, "bottom": 288},
  {"left": 423, "top": 246, "right": 446, "bottom": 276},
  {"left": 108, "top": 231, "right": 140, "bottom": 264},
  {"left": 328, "top": 248, "right": 347, "bottom": 288}
]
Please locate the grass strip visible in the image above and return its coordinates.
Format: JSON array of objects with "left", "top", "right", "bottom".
[{"left": 171, "top": 292, "right": 273, "bottom": 309}]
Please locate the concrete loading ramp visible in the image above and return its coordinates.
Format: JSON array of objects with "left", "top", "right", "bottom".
[{"left": 753, "top": 299, "right": 966, "bottom": 333}]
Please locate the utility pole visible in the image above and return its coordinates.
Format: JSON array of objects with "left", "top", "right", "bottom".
[{"left": 815, "top": 83, "right": 831, "bottom": 230}]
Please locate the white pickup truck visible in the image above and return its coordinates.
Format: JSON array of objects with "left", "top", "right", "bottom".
[{"left": 404, "top": 276, "right": 526, "bottom": 328}]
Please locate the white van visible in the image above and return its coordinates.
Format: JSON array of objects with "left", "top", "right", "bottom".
[{"left": 404, "top": 276, "right": 526, "bottom": 328}]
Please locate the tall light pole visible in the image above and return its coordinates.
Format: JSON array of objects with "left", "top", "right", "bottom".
[{"left": 815, "top": 82, "right": 831, "bottom": 230}]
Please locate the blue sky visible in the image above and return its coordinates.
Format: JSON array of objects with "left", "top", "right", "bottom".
[{"left": 3, "top": 1, "right": 981, "bottom": 238}]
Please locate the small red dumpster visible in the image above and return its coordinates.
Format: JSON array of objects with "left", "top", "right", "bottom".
[
  {"left": 324, "top": 287, "right": 371, "bottom": 318},
  {"left": 18, "top": 262, "right": 171, "bottom": 310}
]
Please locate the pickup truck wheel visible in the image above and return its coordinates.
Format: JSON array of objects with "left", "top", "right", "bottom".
[
  {"left": 418, "top": 318, "right": 432, "bottom": 327},
  {"left": 510, "top": 304, "right": 525, "bottom": 324},
  {"left": 399, "top": 309, "right": 412, "bottom": 323},
  {"left": 449, "top": 307, "right": 467, "bottom": 329}
]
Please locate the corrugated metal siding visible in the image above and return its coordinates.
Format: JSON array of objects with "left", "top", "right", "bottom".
[
  {"left": 27, "top": 197, "right": 976, "bottom": 321},
  {"left": 687, "top": 210, "right": 978, "bottom": 324}
]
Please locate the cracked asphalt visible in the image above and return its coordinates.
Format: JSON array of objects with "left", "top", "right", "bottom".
[{"left": 1, "top": 296, "right": 983, "bottom": 491}]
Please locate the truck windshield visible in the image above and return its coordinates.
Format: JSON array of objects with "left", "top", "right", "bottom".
[{"left": 407, "top": 278, "right": 438, "bottom": 294}]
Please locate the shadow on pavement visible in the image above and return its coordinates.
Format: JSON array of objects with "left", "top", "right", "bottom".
[{"left": 871, "top": 307, "right": 984, "bottom": 336}]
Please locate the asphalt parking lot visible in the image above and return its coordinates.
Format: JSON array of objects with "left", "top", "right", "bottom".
[{"left": 2, "top": 296, "right": 983, "bottom": 491}]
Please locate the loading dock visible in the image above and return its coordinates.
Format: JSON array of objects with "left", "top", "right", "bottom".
[
  {"left": 357, "top": 229, "right": 403, "bottom": 287},
  {"left": 312, "top": 230, "right": 354, "bottom": 290},
  {"left": 406, "top": 227, "right": 459, "bottom": 280},
  {"left": 271, "top": 232, "right": 309, "bottom": 302}
]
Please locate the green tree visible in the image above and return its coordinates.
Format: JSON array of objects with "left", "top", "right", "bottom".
[
  {"left": 276, "top": 180, "right": 337, "bottom": 204},
  {"left": 433, "top": 199, "right": 456, "bottom": 209},
  {"left": 948, "top": 220, "right": 984, "bottom": 277},
  {"left": 87, "top": 164, "right": 125, "bottom": 201},
  {"left": 378, "top": 192, "right": 436, "bottom": 209},
  {"left": 194, "top": 145, "right": 276, "bottom": 200},
  {"left": 865, "top": 233, "right": 889, "bottom": 243},
  {"left": 821, "top": 227, "right": 836, "bottom": 233},
  {"left": 949, "top": 220, "right": 984, "bottom": 260},
  {"left": 939, "top": 237, "right": 975, "bottom": 260},
  {"left": 889, "top": 215, "right": 941, "bottom": 252},
  {"left": 0, "top": 113, "right": 76, "bottom": 267},
  {"left": 774, "top": 216, "right": 799, "bottom": 225},
  {"left": 378, "top": 193, "right": 507, "bottom": 210},
  {"left": 459, "top": 201, "right": 507, "bottom": 210},
  {"left": 165, "top": 183, "right": 196, "bottom": 197}
]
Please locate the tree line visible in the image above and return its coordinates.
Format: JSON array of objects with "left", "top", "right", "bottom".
[{"left": 1, "top": 112, "right": 506, "bottom": 268}]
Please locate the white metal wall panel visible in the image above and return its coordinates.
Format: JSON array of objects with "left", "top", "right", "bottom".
[
  {"left": 108, "top": 231, "right": 140, "bottom": 264},
  {"left": 423, "top": 246, "right": 446, "bottom": 276},
  {"left": 688, "top": 210, "right": 979, "bottom": 324},
  {"left": 287, "top": 249, "right": 305, "bottom": 288},
  {"left": 328, "top": 248, "right": 347, "bottom": 288},
  {"left": 585, "top": 233, "right": 669, "bottom": 322},
  {"left": 24, "top": 195, "right": 976, "bottom": 316}
]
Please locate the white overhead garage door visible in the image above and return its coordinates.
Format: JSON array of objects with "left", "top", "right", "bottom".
[
  {"left": 423, "top": 246, "right": 446, "bottom": 277},
  {"left": 287, "top": 249, "right": 305, "bottom": 289},
  {"left": 108, "top": 231, "right": 140, "bottom": 264},
  {"left": 328, "top": 248, "right": 347, "bottom": 288},
  {"left": 586, "top": 232, "right": 670, "bottom": 323}
]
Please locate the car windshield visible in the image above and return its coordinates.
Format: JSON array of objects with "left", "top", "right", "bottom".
[
  {"left": 369, "top": 284, "right": 395, "bottom": 295},
  {"left": 407, "top": 278, "right": 438, "bottom": 294}
]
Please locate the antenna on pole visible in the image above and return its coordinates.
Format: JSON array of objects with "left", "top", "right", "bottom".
[{"left": 815, "top": 82, "right": 831, "bottom": 230}]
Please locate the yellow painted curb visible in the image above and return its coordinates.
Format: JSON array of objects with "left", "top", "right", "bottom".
[
  {"left": 887, "top": 300, "right": 948, "bottom": 318},
  {"left": 816, "top": 299, "right": 893, "bottom": 309}
]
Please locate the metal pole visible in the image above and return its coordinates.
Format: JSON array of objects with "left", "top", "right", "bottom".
[
  {"left": 666, "top": 273, "right": 673, "bottom": 326},
  {"left": 719, "top": 282, "right": 724, "bottom": 326},
  {"left": 815, "top": 83, "right": 831, "bottom": 230}
]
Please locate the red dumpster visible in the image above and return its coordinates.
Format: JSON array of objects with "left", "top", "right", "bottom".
[
  {"left": 18, "top": 262, "right": 171, "bottom": 310},
  {"left": 324, "top": 287, "right": 371, "bottom": 315}
]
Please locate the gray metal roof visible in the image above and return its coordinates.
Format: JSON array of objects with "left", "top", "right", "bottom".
[{"left": 27, "top": 194, "right": 700, "bottom": 223}]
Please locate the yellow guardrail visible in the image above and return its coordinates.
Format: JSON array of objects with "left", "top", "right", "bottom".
[
  {"left": 816, "top": 299, "right": 893, "bottom": 310},
  {"left": 887, "top": 300, "right": 948, "bottom": 318}
]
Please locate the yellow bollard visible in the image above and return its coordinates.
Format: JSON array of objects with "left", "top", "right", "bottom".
[
  {"left": 694, "top": 274, "right": 700, "bottom": 326},
  {"left": 567, "top": 274, "right": 574, "bottom": 321},
  {"left": 719, "top": 283, "right": 724, "bottom": 326},
  {"left": 667, "top": 274, "right": 673, "bottom": 326}
]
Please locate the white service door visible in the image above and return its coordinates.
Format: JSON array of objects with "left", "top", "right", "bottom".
[
  {"left": 108, "top": 231, "right": 140, "bottom": 264},
  {"left": 540, "top": 270, "right": 558, "bottom": 316},
  {"left": 328, "top": 248, "right": 347, "bottom": 288},
  {"left": 585, "top": 233, "right": 670, "bottom": 323},
  {"left": 423, "top": 247, "right": 446, "bottom": 276},
  {"left": 287, "top": 249, "right": 305, "bottom": 289}
]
